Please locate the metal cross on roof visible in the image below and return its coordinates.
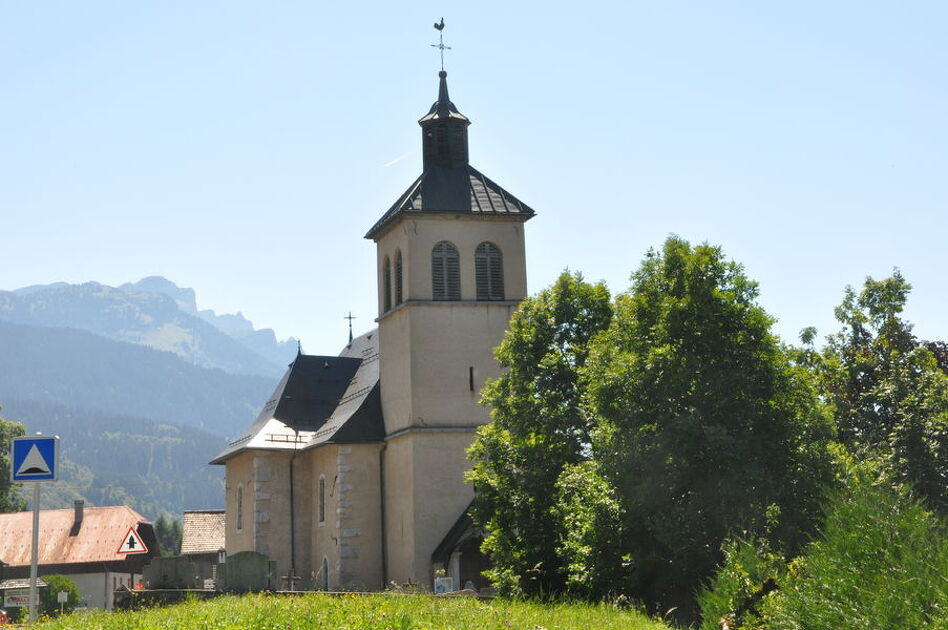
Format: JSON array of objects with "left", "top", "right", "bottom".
[
  {"left": 344, "top": 311, "right": 357, "bottom": 343},
  {"left": 431, "top": 18, "right": 451, "bottom": 71}
]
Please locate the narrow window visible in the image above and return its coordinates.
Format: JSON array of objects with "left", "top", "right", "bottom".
[
  {"left": 318, "top": 476, "right": 326, "bottom": 525},
  {"left": 475, "top": 242, "right": 504, "bottom": 300},
  {"left": 382, "top": 256, "right": 392, "bottom": 312},
  {"left": 322, "top": 556, "right": 330, "bottom": 591},
  {"left": 394, "top": 249, "right": 403, "bottom": 304},
  {"left": 432, "top": 241, "right": 460, "bottom": 300},
  {"left": 236, "top": 485, "right": 243, "bottom": 532}
]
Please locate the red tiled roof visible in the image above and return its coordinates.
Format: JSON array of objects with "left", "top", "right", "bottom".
[
  {"left": 0, "top": 505, "right": 151, "bottom": 566},
  {"left": 180, "top": 510, "right": 225, "bottom": 554}
]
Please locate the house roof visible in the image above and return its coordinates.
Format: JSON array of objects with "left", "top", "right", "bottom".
[
  {"left": 211, "top": 329, "right": 384, "bottom": 464},
  {"left": 0, "top": 506, "right": 154, "bottom": 567},
  {"left": 180, "top": 510, "right": 225, "bottom": 555},
  {"left": 364, "top": 165, "right": 535, "bottom": 240}
]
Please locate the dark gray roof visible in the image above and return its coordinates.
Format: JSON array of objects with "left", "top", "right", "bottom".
[
  {"left": 210, "top": 330, "right": 383, "bottom": 464},
  {"left": 364, "top": 165, "right": 535, "bottom": 239},
  {"left": 418, "top": 70, "right": 469, "bottom": 124}
]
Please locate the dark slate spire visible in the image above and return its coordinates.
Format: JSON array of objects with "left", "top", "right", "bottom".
[{"left": 418, "top": 71, "right": 470, "bottom": 170}]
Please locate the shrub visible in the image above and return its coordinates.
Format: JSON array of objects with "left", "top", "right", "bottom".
[
  {"left": 39, "top": 574, "right": 81, "bottom": 617},
  {"left": 764, "top": 477, "right": 947, "bottom": 629},
  {"left": 697, "top": 537, "right": 785, "bottom": 630}
]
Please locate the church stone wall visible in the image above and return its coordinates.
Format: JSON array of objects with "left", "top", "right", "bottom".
[{"left": 238, "top": 450, "right": 314, "bottom": 589}]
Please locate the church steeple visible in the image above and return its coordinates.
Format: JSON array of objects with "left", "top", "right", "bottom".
[{"left": 418, "top": 71, "right": 470, "bottom": 170}]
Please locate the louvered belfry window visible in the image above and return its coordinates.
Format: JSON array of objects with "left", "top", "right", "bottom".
[
  {"left": 432, "top": 241, "right": 461, "bottom": 300},
  {"left": 382, "top": 256, "right": 392, "bottom": 312},
  {"left": 475, "top": 242, "right": 504, "bottom": 300},
  {"left": 394, "top": 250, "right": 403, "bottom": 304}
]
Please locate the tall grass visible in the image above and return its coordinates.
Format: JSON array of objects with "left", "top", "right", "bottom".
[
  {"left": 33, "top": 592, "right": 674, "bottom": 630},
  {"left": 764, "top": 481, "right": 947, "bottom": 629}
]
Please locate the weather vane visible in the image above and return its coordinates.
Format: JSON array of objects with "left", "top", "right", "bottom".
[
  {"left": 344, "top": 311, "right": 357, "bottom": 343},
  {"left": 431, "top": 18, "right": 450, "bottom": 71}
]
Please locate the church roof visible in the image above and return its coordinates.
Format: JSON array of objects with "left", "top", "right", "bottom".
[
  {"left": 364, "top": 165, "right": 535, "bottom": 239},
  {"left": 210, "top": 330, "right": 384, "bottom": 464}
]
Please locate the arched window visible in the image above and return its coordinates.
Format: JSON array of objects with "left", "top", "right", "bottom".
[
  {"left": 382, "top": 256, "right": 392, "bottom": 312},
  {"left": 432, "top": 241, "right": 460, "bottom": 300},
  {"left": 394, "top": 249, "right": 403, "bottom": 304},
  {"left": 318, "top": 475, "right": 326, "bottom": 525},
  {"left": 321, "top": 556, "right": 330, "bottom": 591},
  {"left": 475, "top": 242, "right": 504, "bottom": 300},
  {"left": 236, "top": 485, "right": 243, "bottom": 532}
]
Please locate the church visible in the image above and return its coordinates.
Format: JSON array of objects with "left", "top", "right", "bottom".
[{"left": 211, "top": 67, "right": 535, "bottom": 591}]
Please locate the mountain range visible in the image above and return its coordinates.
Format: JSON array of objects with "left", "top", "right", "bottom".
[{"left": 0, "top": 277, "right": 294, "bottom": 520}]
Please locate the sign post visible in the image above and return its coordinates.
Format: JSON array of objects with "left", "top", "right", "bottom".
[{"left": 11, "top": 434, "right": 59, "bottom": 624}]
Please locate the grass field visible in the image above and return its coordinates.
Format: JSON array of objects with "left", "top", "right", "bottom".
[{"left": 33, "top": 592, "right": 674, "bottom": 630}]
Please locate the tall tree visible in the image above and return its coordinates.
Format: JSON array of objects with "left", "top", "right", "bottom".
[
  {"left": 0, "top": 408, "right": 27, "bottom": 513},
  {"left": 583, "top": 237, "right": 835, "bottom": 618},
  {"left": 154, "top": 514, "right": 183, "bottom": 556},
  {"left": 822, "top": 272, "right": 948, "bottom": 512},
  {"left": 467, "top": 271, "right": 612, "bottom": 596}
]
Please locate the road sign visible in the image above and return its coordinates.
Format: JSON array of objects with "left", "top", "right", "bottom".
[
  {"left": 116, "top": 527, "right": 149, "bottom": 555},
  {"left": 11, "top": 435, "right": 59, "bottom": 482}
]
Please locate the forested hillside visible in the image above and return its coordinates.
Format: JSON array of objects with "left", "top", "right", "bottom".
[{"left": 3, "top": 399, "right": 227, "bottom": 517}]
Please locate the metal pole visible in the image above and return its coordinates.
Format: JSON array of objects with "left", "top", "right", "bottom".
[{"left": 29, "top": 482, "right": 40, "bottom": 624}]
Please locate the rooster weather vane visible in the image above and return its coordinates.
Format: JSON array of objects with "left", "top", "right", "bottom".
[{"left": 431, "top": 18, "right": 450, "bottom": 71}]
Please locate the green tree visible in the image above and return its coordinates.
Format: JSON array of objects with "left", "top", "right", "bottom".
[
  {"left": 154, "top": 514, "right": 183, "bottom": 556},
  {"left": 822, "top": 272, "right": 948, "bottom": 512},
  {"left": 0, "top": 408, "right": 27, "bottom": 513},
  {"left": 467, "top": 271, "right": 612, "bottom": 596},
  {"left": 583, "top": 237, "right": 835, "bottom": 619},
  {"left": 39, "top": 574, "right": 81, "bottom": 617}
]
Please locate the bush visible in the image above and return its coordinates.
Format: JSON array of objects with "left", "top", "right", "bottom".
[
  {"left": 39, "top": 574, "right": 81, "bottom": 617},
  {"left": 697, "top": 537, "right": 785, "bottom": 630},
  {"left": 764, "top": 476, "right": 947, "bottom": 629}
]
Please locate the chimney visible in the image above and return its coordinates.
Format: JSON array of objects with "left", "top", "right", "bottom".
[{"left": 70, "top": 500, "right": 84, "bottom": 536}]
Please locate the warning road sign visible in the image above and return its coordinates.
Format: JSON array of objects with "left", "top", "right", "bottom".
[
  {"left": 11, "top": 436, "right": 59, "bottom": 482},
  {"left": 116, "top": 527, "right": 149, "bottom": 555}
]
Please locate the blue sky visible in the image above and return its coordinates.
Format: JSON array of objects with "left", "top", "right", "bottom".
[{"left": 2, "top": 2, "right": 945, "bottom": 354}]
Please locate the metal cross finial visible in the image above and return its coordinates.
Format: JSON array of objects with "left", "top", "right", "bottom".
[
  {"left": 431, "top": 18, "right": 450, "bottom": 71},
  {"left": 344, "top": 311, "right": 357, "bottom": 343}
]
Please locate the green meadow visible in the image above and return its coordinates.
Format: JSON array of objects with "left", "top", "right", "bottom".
[{"left": 33, "top": 592, "right": 673, "bottom": 630}]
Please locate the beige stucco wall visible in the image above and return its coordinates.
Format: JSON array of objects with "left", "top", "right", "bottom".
[
  {"left": 375, "top": 213, "right": 528, "bottom": 309},
  {"left": 224, "top": 452, "right": 255, "bottom": 555},
  {"left": 383, "top": 430, "right": 477, "bottom": 587}
]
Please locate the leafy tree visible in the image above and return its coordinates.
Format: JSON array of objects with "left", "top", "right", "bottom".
[
  {"left": 154, "top": 514, "right": 183, "bottom": 556},
  {"left": 822, "top": 272, "right": 948, "bottom": 512},
  {"left": 467, "top": 271, "right": 612, "bottom": 596},
  {"left": 583, "top": 237, "right": 835, "bottom": 619},
  {"left": 551, "top": 459, "right": 629, "bottom": 598},
  {"left": 39, "top": 574, "right": 81, "bottom": 617},
  {"left": 0, "top": 408, "right": 27, "bottom": 512}
]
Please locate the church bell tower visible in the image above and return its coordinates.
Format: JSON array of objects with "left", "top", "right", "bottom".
[{"left": 365, "top": 69, "right": 535, "bottom": 586}]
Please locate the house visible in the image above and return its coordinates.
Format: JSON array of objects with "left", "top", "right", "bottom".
[
  {"left": 0, "top": 501, "right": 158, "bottom": 608},
  {"left": 211, "top": 67, "right": 534, "bottom": 592}
]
